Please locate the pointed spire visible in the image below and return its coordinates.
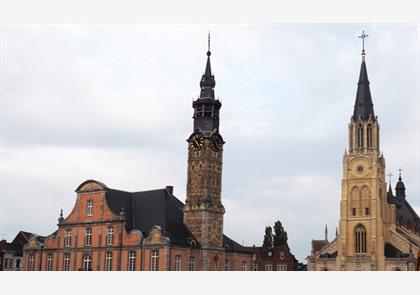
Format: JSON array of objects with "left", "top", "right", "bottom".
[
  {"left": 335, "top": 227, "right": 338, "bottom": 237},
  {"left": 353, "top": 31, "right": 375, "bottom": 121},
  {"left": 324, "top": 224, "right": 328, "bottom": 242},
  {"left": 199, "top": 32, "right": 215, "bottom": 99}
]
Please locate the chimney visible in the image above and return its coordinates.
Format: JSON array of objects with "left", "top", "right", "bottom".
[{"left": 166, "top": 185, "right": 174, "bottom": 195}]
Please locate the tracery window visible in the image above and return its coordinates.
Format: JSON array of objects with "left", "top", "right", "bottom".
[
  {"left": 367, "top": 125, "right": 373, "bottom": 148},
  {"left": 357, "top": 125, "right": 364, "bottom": 148},
  {"left": 355, "top": 224, "right": 367, "bottom": 254}
]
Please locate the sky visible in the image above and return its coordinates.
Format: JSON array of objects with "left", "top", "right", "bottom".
[{"left": 0, "top": 24, "right": 419, "bottom": 262}]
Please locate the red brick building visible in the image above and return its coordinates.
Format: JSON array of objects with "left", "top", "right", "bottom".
[
  {"left": 23, "top": 39, "right": 252, "bottom": 271},
  {"left": 247, "top": 245, "right": 299, "bottom": 271}
]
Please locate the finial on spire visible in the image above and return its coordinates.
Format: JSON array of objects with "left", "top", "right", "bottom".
[
  {"left": 60, "top": 209, "right": 63, "bottom": 218},
  {"left": 398, "top": 167, "right": 403, "bottom": 181},
  {"left": 358, "top": 30, "right": 368, "bottom": 59},
  {"left": 207, "top": 31, "right": 211, "bottom": 56},
  {"left": 324, "top": 224, "right": 328, "bottom": 242}
]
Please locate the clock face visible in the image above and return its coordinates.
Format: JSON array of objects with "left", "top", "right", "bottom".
[
  {"left": 189, "top": 133, "right": 204, "bottom": 151},
  {"left": 211, "top": 134, "right": 224, "bottom": 151},
  {"left": 351, "top": 159, "right": 369, "bottom": 178}
]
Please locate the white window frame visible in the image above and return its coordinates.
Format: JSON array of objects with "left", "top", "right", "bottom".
[
  {"left": 174, "top": 255, "right": 181, "bottom": 271},
  {"left": 106, "top": 226, "right": 114, "bottom": 246},
  {"left": 64, "top": 229, "right": 72, "bottom": 248},
  {"left": 63, "top": 253, "right": 70, "bottom": 271},
  {"left": 128, "top": 251, "right": 136, "bottom": 271},
  {"left": 277, "top": 263, "right": 287, "bottom": 271},
  {"left": 189, "top": 256, "right": 195, "bottom": 271},
  {"left": 105, "top": 252, "right": 113, "bottom": 271},
  {"left": 83, "top": 255, "right": 92, "bottom": 271},
  {"left": 242, "top": 261, "right": 248, "bottom": 271},
  {"left": 46, "top": 254, "right": 53, "bottom": 271},
  {"left": 28, "top": 254, "right": 35, "bottom": 271},
  {"left": 265, "top": 263, "right": 272, "bottom": 271},
  {"left": 150, "top": 250, "right": 159, "bottom": 271},
  {"left": 85, "top": 228, "right": 92, "bottom": 246},
  {"left": 86, "top": 199, "right": 93, "bottom": 216}
]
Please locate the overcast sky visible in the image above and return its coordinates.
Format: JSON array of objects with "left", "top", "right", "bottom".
[{"left": 1, "top": 24, "right": 419, "bottom": 262}]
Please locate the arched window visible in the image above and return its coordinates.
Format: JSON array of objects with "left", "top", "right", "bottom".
[
  {"left": 357, "top": 125, "right": 364, "bottom": 148},
  {"left": 83, "top": 255, "right": 91, "bottom": 271},
  {"left": 174, "top": 255, "right": 181, "bottom": 271},
  {"left": 355, "top": 225, "right": 367, "bottom": 254},
  {"left": 367, "top": 125, "right": 373, "bottom": 148}
]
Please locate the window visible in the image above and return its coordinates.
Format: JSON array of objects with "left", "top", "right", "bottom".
[
  {"left": 150, "top": 250, "right": 159, "bottom": 271},
  {"left": 64, "top": 229, "right": 72, "bottom": 248},
  {"left": 367, "top": 125, "right": 373, "bottom": 148},
  {"left": 223, "top": 259, "right": 228, "bottom": 271},
  {"left": 253, "top": 262, "right": 258, "bottom": 271},
  {"left": 355, "top": 225, "right": 367, "bottom": 254},
  {"left": 277, "top": 264, "right": 287, "bottom": 271},
  {"left": 352, "top": 208, "right": 356, "bottom": 216},
  {"left": 189, "top": 256, "right": 195, "bottom": 271},
  {"left": 174, "top": 255, "right": 181, "bottom": 271},
  {"left": 63, "top": 253, "right": 70, "bottom": 271},
  {"left": 204, "top": 105, "right": 213, "bottom": 117},
  {"left": 105, "top": 252, "right": 113, "bottom": 271},
  {"left": 264, "top": 263, "right": 272, "bottom": 271},
  {"left": 86, "top": 200, "right": 93, "bottom": 216},
  {"left": 279, "top": 251, "right": 285, "bottom": 259},
  {"left": 365, "top": 207, "right": 370, "bottom": 215},
  {"left": 16, "top": 259, "right": 21, "bottom": 269},
  {"left": 357, "top": 125, "right": 364, "bottom": 148},
  {"left": 83, "top": 255, "right": 92, "bottom": 271},
  {"left": 196, "top": 105, "right": 204, "bottom": 118},
  {"left": 106, "top": 226, "right": 114, "bottom": 246},
  {"left": 46, "top": 254, "right": 53, "bottom": 271},
  {"left": 28, "top": 255, "right": 35, "bottom": 271},
  {"left": 213, "top": 256, "right": 219, "bottom": 271},
  {"left": 85, "top": 228, "right": 92, "bottom": 246},
  {"left": 242, "top": 261, "right": 248, "bottom": 271},
  {"left": 128, "top": 251, "right": 136, "bottom": 271}
]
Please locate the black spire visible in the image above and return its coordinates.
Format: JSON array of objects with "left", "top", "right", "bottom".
[
  {"left": 199, "top": 33, "right": 215, "bottom": 99},
  {"left": 395, "top": 169, "right": 406, "bottom": 198},
  {"left": 352, "top": 31, "right": 375, "bottom": 121}
]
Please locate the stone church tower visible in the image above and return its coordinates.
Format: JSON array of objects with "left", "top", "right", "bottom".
[
  {"left": 336, "top": 46, "right": 387, "bottom": 270},
  {"left": 183, "top": 38, "right": 225, "bottom": 251},
  {"left": 308, "top": 33, "right": 419, "bottom": 271}
]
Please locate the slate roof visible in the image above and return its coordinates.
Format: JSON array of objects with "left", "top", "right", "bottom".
[
  {"left": 352, "top": 58, "right": 375, "bottom": 121},
  {"left": 311, "top": 239, "right": 328, "bottom": 253},
  {"left": 104, "top": 186, "right": 246, "bottom": 250},
  {"left": 384, "top": 243, "right": 409, "bottom": 258}
]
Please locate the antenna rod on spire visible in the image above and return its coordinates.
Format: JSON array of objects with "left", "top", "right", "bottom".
[
  {"left": 208, "top": 31, "right": 211, "bottom": 52},
  {"left": 398, "top": 167, "right": 403, "bottom": 179}
]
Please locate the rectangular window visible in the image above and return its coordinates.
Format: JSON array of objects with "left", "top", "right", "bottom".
[
  {"left": 365, "top": 207, "right": 370, "bottom": 215},
  {"left": 128, "top": 251, "right": 136, "bottom": 271},
  {"left": 105, "top": 252, "right": 113, "bottom": 271},
  {"left": 242, "top": 261, "right": 248, "bottom": 271},
  {"left": 46, "top": 254, "right": 53, "bottom": 271},
  {"left": 87, "top": 199, "right": 93, "bottom": 216},
  {"left": 85, "top": 228, "right": 92, "bottom": 246},
  {"left": 264, "top": 263, "right": 272, "bottom": 271},
  {"left": 64, "top": 229, "right": 72, "bottom": 248},
  {"left": 189, "top": 256, "right": 195, "bottom": 271},
  {"left": 106, "top": 226, "right": 114, "bottom": 246},
  {"left": 28, "top": 255, "right": 35, "bottom": 271},
  {"left": 223, "top": 259, "right": 228, "bottom": 271},
  {"left": 63, "top": 253, "right": 70, "bottom": 271},
  {"left": 352, "top": 208, "right": 356, "bottom": 216},
  {"left": 175, "top": 255, "right": 181, "bottom": 271},
  {"left": 150, "top": 250, "right": 159, "bottom": 271}
]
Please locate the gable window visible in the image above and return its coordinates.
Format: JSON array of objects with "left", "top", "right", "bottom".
[
  {"left": 174, "top": 255, "right": 181, "bottom": 271},
  {"left": 106, "top": 226, "right": 114, "bottom": 246},
  {"left": 189, "top": 256, "right": 195, "bottom": 271},
  {"left": 46, "top": 254, "right": 53, "bottom": 271},
  {"left": 86, "top": 200, "right": 93, "bottom": 216},
  {"left": 83, "top": 255, "right": 92, "bottom": 271},
  {"left": 105, "top": 252, "right": 112, "bottom": 271},
  {"left": 28, "top": 255, "right": 35, "bottom": 271},
  {"left": 85, "top": 228, "right": 92, "bottom": 247},
  {"left": 355, "top": 225, "right": 367, "bottom": 254},
  {"left": 264, "top": 263, "right": 272, "bottom": 271},
  {"left": 150, "top": 250, "right": 159, "bottom": 271},
  {"left": 64, "top": 229, "right": 72, "bottom": 248},
  {"left": 128, "top": 251, "right": 136, "bottom": 271},
  {"left": 63, "top": 253, "right": 70, "bottom": 271},
  {"left": 242, "top": 261, "right": 248, "bottom": 271}
]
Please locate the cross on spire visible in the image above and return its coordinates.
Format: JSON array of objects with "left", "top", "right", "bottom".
[
  {"left": 387, "top": 172, "right": 393, "bottom": 184},
  {"left": 358, "top": 30, "right": 368, "bottom": 53}
]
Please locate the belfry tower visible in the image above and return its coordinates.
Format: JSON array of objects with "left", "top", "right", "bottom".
[
  {"left": 184, "top": 36, "right": 225, "bottom": 251},
  {"left": 337, "top": 31, "right": 387, "bottom": 270}
]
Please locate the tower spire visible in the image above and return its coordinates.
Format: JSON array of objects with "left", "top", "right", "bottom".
[
  {"left": 199, "top": 32, "right": 215, "bottom": 99},
  {"left": 395, "top": 167, "right": 406, "bottom": 198},
  {"left": 353, "top": 30, "right": 374, "bottom": 122}
]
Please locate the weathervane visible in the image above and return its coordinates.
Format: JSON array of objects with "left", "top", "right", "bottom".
[{"left": 358, "top": 30, "right": 368, "bottom": 59}]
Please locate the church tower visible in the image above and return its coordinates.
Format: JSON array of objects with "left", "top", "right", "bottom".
[
  {"left": 184, "top": 36, "right": 225, "bottom": 251},
  {"left": 337, "top": 32, "right": 388, "bottom": 270}
]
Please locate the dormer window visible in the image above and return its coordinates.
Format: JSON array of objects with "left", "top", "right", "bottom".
[{"left": 86, "top": 200, "right": 93, "bottom": 216}]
